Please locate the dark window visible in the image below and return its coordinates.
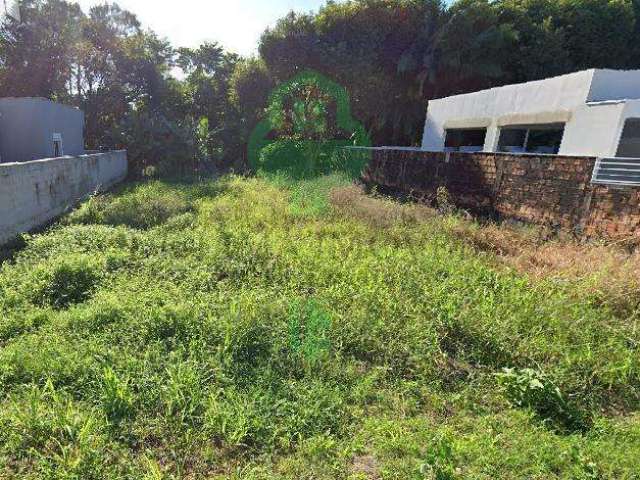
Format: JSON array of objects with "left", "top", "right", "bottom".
[
  {"left": 497, "top": 129, "right": 527, "bottom": 152},
  {"left": 444, "top": 128, "right": 487, "bottom": 152},
  {"left": 527, "top": 129, "right": 564, "bottom": 154},
  {"left": 616, "top": 119, "right": 640, "bottom": 158},
  {"left": 498, "top": 124, "right": 565, "bottom": 154}
]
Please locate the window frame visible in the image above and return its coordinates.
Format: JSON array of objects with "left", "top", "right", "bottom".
[
  {"left": 497, "top": 123, "right": 565, "bottom": 155},
  {"left": 615, "top": 118, "right": 640, "bottom": 159},
  {"left": 444, "top": 127, "right": 488, "bottom": 152}
]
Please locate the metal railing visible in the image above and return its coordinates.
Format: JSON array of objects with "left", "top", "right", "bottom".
[{"left": 592, "top": 157, "right": 640, "bottom": 186}]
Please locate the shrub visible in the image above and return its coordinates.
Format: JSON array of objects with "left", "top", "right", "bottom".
[
  {"left": 67, "top": 182, "right": 192, "bottom": 229},
  {"left": 113, "top": 111, "right": 200, "bottom": 179},
  {"left": 258, "top": 140, "right": 330, "bottom": 178},
  {"left": 420, "top": 435, "right": 458, "bottom": 480},
  {"left": 496, "top": 368, "right": 588, "bottom": 432},
  {"left": 257, "top": 140, "right": 369, "bottom": 179},
  {"left": 34, "top": 255, "right": 103, "bottom": 309}
]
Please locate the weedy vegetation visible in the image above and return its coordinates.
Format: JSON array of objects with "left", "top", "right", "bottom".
[{"left": 0, "top": 173, "right": 638, "bottom": 479}]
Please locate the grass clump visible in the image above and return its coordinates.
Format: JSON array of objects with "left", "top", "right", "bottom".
[
  {"left": 0, "top": 173, "right": 638, "bottom": 478},
  {"left": 496, "top": 367, "right": 589, "bottom": 433},
  {"left": 66, "top": 181, "right": 194, "bottom": 229},
  {"left": 34, "top": 254, "right": 104, "bottom": 309},
  {"left": 101, "top": 367, "right": 135, "bottom": 425}
]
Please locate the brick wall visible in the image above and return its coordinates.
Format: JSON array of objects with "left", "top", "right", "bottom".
[{"left": 361, "top": 149, "right": 640, "bottom": 237}]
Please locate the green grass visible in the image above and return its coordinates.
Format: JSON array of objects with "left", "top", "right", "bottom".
[{"left": 0, "top": 173, "right": 638, "bottom": 479}]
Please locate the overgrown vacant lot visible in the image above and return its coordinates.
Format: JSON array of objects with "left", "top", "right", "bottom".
[{"left": 1, "top": 174, "right": 639, "bottom": 479}]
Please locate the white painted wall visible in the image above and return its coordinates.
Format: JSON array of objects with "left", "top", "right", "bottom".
[
  {"left": 0, "top": 151, "right": 127, "bottom": 245},
  {"left": 422, "top": 70, "right": 595, "bottom": 151},
  {"left": 421, "top": 69, "right": 640, "bottom": 157},
  {"left": 560, "top": 102, "right": 627, "bottom": 157}
]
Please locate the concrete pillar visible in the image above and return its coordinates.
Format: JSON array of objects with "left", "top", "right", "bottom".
[{"left": 484, "top": 122, "right": 500, "bottom": 152}]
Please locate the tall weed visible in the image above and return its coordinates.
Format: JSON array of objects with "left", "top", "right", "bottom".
[{"left": 0, "top": 174, "right": 638, "bottom": 478}]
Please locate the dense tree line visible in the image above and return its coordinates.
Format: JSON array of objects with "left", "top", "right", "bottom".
[
  {"left": 1, "top": 0, "right": 639, "bottom": 175},
  {"left": 0, "top": 0, "right": 244, "bottom": 175},
  {"left": 259, "top": 0, "right": 639, "bottom": 145}
]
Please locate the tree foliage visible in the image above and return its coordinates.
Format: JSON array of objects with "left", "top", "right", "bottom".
[
  {"left": 1, "top": 0, "right": 639, "bottom": 173},
  {"left": 260, "top": 0, "right": 639, "bottom": 146},
  {"left": 0, "top": 1, "right": 236, "bottom": 176}
]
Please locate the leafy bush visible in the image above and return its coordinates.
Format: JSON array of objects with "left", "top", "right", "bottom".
[
  {"left": 34, "top": 255, "right": 103, "bottom": 309},
  {"left": 496, "top": 368, "right": 588, "bottom": 432},
  {"left": 113, "top": 111, "right": 200, "bottom": 179},
  {"left": 67, "top": 182, "right": 193, "bottom": 229},
  {"left": 257, "top": 140, "right": 370, "bottom": 179},
  {"left": 420, "top": 435, "right": 458, "bottom": 480},
  {"left": 257, "top": 140, "right": 333, "bottom": 178}
]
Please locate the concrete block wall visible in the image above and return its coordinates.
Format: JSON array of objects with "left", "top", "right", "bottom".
[
  {"left": 362, "top": 149, "right": 640, "bottom": 237},
  {"left": 0, "top": 151, "right": 127, "bottom": 245}
]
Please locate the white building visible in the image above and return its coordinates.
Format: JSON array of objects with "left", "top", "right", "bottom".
[{"left": 422, "top": 69, "right": 640, "bottom": 158}]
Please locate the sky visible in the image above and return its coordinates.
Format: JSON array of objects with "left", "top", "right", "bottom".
[{"left": 76, "top": 0, "right": 332, "bottom": 56}]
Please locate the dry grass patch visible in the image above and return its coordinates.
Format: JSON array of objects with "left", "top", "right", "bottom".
[
  {"left": 455, "top": 221, "right": 640, "bottom": 313},
  {"left": 329, "top": 185, "right": 435, "bottom": 227},
  {"left": 331, "top": 184, "right": 640, "bottom": 314},
  {"left": 349, "top": 454, "right": 381, "bottom": 479}
]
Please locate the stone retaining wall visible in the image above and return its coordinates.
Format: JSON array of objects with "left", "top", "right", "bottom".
[{"left": 362, "top": 149, "right": 640, "bottom": 237}]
